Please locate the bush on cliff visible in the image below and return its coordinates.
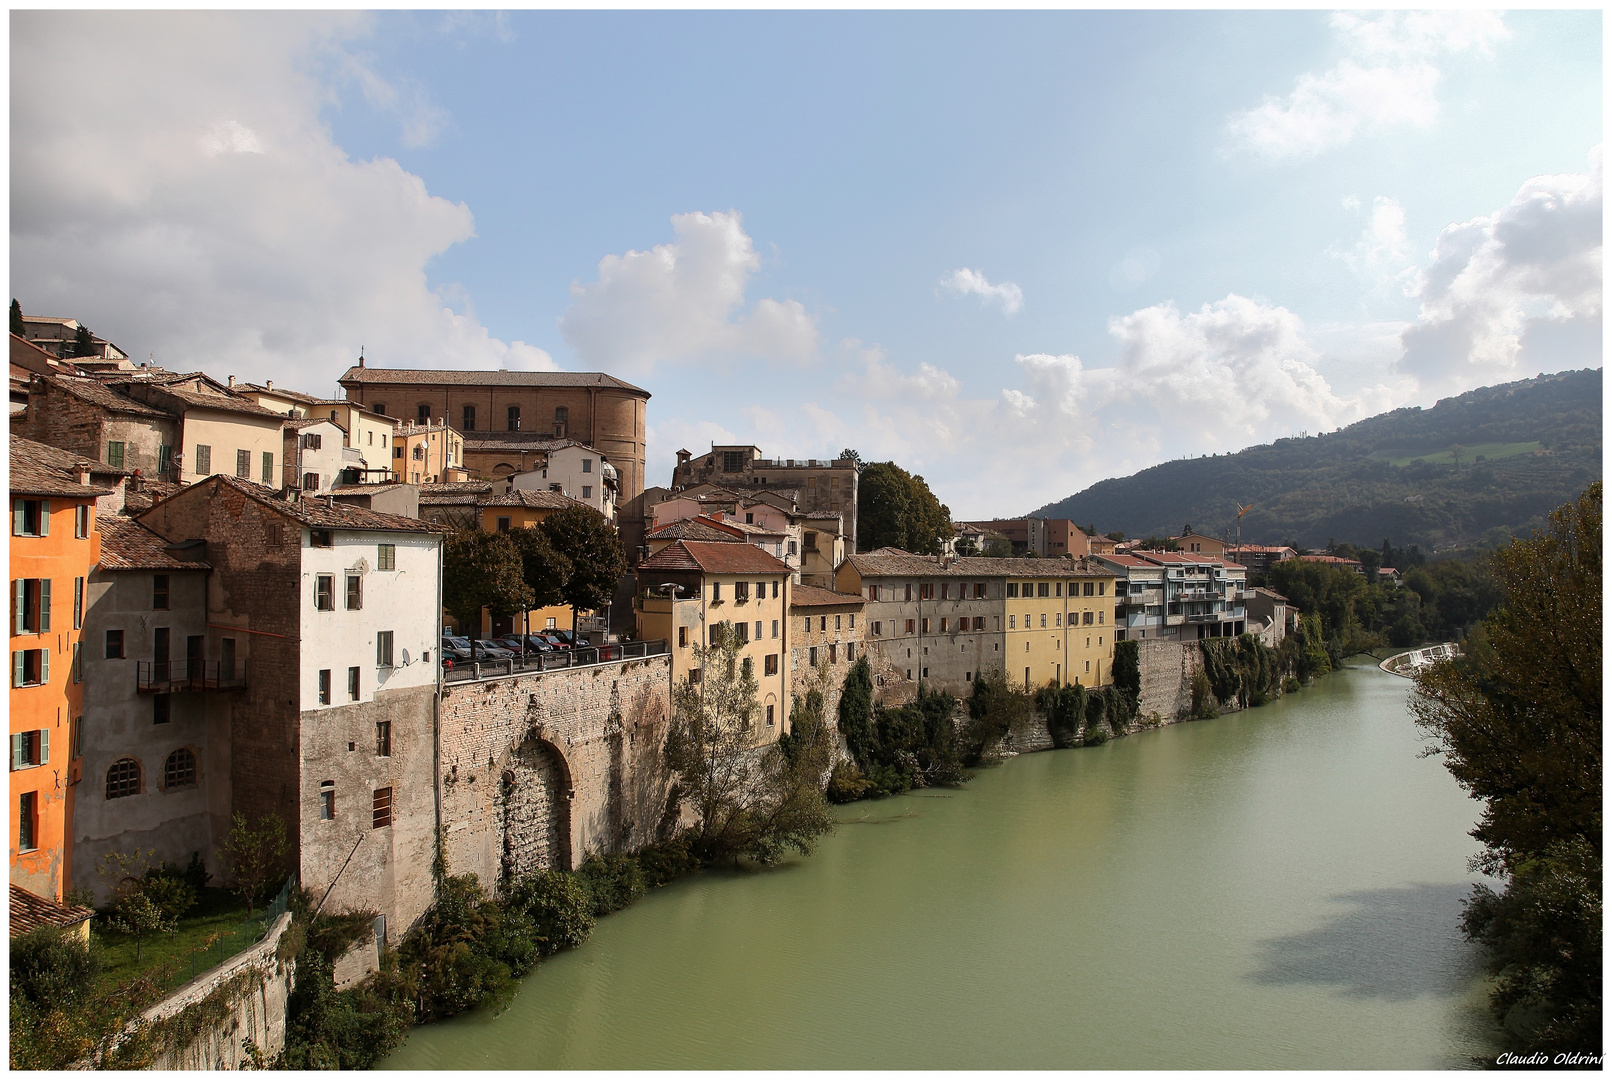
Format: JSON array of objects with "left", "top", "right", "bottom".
[
  {"left": 964, "top": 670, "right": 1028, "bottom": 766},
  {"left": 401, "top": 874, "right": 537, "bottom": 1021},
  {"left": 1112, "top": 639, "right": 1141, "bottom": 696},
  {"left": 573, "top": 854, "right": 646, "bottom": 917},
  {"left": 1035, "top": 683, "right": 1085, "bottom": 748}
]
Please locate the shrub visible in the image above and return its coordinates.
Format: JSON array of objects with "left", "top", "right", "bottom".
[
  {"left": 635, "top": 837, "right": 700, "bottom": 888},
  {"left": 10, "top": 928, "right": 99, "bottom": 1008},
  {"left": 1083, "top": 722, "right": 1109, "bottom": 746},
  {"left": 1036, "top": 683, "right": 1085, "bottom": 749},
  {"left": 964, "top": 670, "right": 1028, "bottom": 766},
  {"left": 400, "top": 874, "right": 535, "bottom": 1020},
  {"left": 280, "top": 949, "right": 413, "bottom": 1069},
  {"left": 575, "top": 853, "right": 646, "bottom": 916},
  {"left": 1112, "top": 639, "right": 1141, "bottom": 695},
  {"left": 1189, "top": 669, "right": 1218, "bottom": 719},
  {"left": 826, "top": 760, "right": 874, "bottom": 803},
  {"left": 505, "top": 870, "right": 595, "bottom": 956}
]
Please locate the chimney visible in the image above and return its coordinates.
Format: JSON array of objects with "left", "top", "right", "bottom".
[
  {"left": 266, "top": 380, "right": 274, "bottom": 391},
  {"left": 75, "top": 462, "right": 92, "bottom": 486},
  {"left": 227, "top": 375, "right": 236, "bottom": 388}
]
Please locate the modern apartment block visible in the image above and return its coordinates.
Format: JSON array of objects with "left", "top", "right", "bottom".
[
  {"left": 1096, "top": 551, "right": 1249, "bottom": 642},
  {"left": 337, "top": 363, "right": 650, "bottom": 503},
  {"left": 670, "top": 446, "right": 859, "bottom": 551},
  {"left": 834, "top": 553, "right": 1116, "bottom": 697},
  {"left": 10, "top": 436, "right": 111, "bottom": 900}
]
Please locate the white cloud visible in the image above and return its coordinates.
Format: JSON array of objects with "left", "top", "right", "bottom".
[
  {"left": 940, "top": 268, "right": 1024, "bottom": 315},
  {"left": 10, "top": 11, "right": 552, "bottom": 397},
  {"left": 1399, "top": 149, "right": 1603, "bottom": 391},
  {"left": 1337, "top": 195, "right": 1417, "bottom": 295},
  {"left": 559, "top": 210, "right": 818, "bottom": 374},
  {"left": 1227, "top": 11, "right": 1508, "bottom": 161}
]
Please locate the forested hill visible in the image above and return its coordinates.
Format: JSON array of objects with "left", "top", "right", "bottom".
[{"left": 1031, "top": 368, "right": 1602, "bottom": 552}]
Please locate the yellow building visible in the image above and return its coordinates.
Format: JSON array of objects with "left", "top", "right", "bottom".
[
  {"left": 234, "top": 382, "right": 397, "bottom": 482},
  {"left": 1002, "top": 569, "right": 1117, "bottom": 691},
  {"left": 393, "top": 418, "right": 466, "bottom": 484},
  {"left": 635, "top": 540, "right": 793, "bottom": 739}
]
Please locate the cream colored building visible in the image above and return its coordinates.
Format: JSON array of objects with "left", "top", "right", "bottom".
[
  {"left": 392, "top": 418, "right": 466, "bottom": 484},
  {"left": 113, "top": 374, "right": 286, "bottom": 487}
]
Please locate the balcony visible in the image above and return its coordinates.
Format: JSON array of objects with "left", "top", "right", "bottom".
[
  {"left": 137, "top": 660, "right": 247, "bottom": 694},
  {"left": 445, "top": 639, "right": 669, "bottom": 684}
]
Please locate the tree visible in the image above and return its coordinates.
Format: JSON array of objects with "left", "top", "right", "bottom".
[
  {"left": 218, "top": 812, "right": 291, "bottom": 914},
  {"left": 506, "top": 526, "right": 572, "bottom": 613},
  {"left": 1413, "top": 483, "right": 1601, "bottom": 1053},
  {"left": 857, "top": 461, "right": 952, "bottom": 554},
  {"left": 9, "top": 299, "right": 22, "bottom": 336},
  {"left": 539, "top": 504, "right": 626, "bottom": 633},
  {"left": 982, "top": 535, "right": 1013, "bottom": 558},
  {"left": 69, "top": 325, "right": 96, "bottom": 358},
  {"left": 838, "top": 448, "right": 863, "bottom": 470},
  {"left": 443, "top": 529, "right": 534, "bottom": 653},
  {"left": 955, "top": 535, "right": 979, "bottom": 556},
  {"left": 662, "top": 622, "right": 835, "bottom": 864}
]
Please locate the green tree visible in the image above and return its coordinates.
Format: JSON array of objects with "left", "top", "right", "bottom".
[
  {"left": 9, "top": 299, "right": 22, "bottom": 336},
  {"left": 539, "top": 504, "right": 626, "bottom": 632},
  {"left": 982, "top": 536, "right": 1013, "bottom": 558},
  {"left": 857, "top": 461, "right": 953, "bottom": 554},
  {"left": 1413, "top": 483, "right": 1601, "bottom": 1053},
  {"left": 1112, "top": 639, "right": 1141, "bottom": 695},
  {"left": 663, "top": 623, "right": 835, "bottom": 864},
  {"left": 218, "top": 812, "right": 290, "bottom": 914},
  {"left": 442, "top": 529, "right": 534, "bottom": 651},
  {"left": 506, "top": 526, "right": 572, "bottom": 612},
  {"left": 69, "top": 324, "right": 96, "bottom": 358}
]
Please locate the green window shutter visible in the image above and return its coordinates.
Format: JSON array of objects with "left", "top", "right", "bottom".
[
  {"left": 107, "top": 442, "right": 124, "bottom": 469},
  {"left": 10, "top": 733, "right": 22, "bottom": 770},
  {"left": 12, "top": 651, "right": 23, "bottom": 688},
  {"left": 11, "top": 502, "right": 23, "bottom": 536},
  {"left": 38, "top": 579, "right": 50, "bottom": 632},
  {"left": 38, "top": 501, "right": 49, "bottom": 536},
  {"left": 40, "top": 648, "right": 48, "bottom": 685},
  {"left": 13, "top": 580, "right": 24, "bottom": 635},
  {"left": 38, "top": 728, "right": 48, "bottom": 765}
]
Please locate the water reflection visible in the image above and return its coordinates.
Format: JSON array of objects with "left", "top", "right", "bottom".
[{"left": 1250, "top": 882, "right": 1481, "bottom": 1000}]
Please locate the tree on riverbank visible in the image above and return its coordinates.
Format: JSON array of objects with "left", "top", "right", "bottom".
[
  {"left": 1412, "top": 483, "right": 1601, "bottom": 1055},
  {"left": 664, "top": 623, "right": 835, "bottom": 863}
]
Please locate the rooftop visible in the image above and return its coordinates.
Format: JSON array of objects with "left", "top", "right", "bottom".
[
  {"left": 480, "top": 488, "right": 586, "bottom": 510},
  {"left": 647, "top": 518, "right": 742, "bottom": 543},
  {"left": 789, "top": 584, "right": 864, "bottom": 608},
  {"left": 844, "top": 553, "right": 1111, "bottom": 578},
  {"left": 10, "top": 885, "right": 94, "bottom": 938},
  {"left": 284, "top": 416, "right": 346, "bottom": 432},
  {"left": 159, "top": 475, "right": 440, "bottom": 534},
  {"left": 96, "top": 514, "right": 212, "bottom": 571},
  {"left": 338, "top": 365, "right": 648, "bottom": 396},
  {"left": 43, "top": 374, "right": 171, "bottom": 418},
  {"left": 10, "top": 435, "right": 117, "bottom": 497},
  {"left": 637, "top": 539, "right": 794, "bottom": 575}
]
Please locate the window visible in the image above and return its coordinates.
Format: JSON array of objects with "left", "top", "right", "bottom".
[
  {"left": 372, "top": 787, "right": 393, "bottom": 829},
  {"left": 72, "top": 577, "right": 84, "bottom": 629},
  {"left": 12, "top": 649, "right": 47, "bottom": 687},
  {"left": 736, "top": 622, "right": 749, "bottom": 644},
  {"left": 820, "top": 616, "right": 827, "bottom": 631},
  {"left": 18, "top": 792, "right": 35, "bottom": 851},
  {"left": 872, "top": 621, "right": 882, "bottom": 637},
  {"left": 310, "top": 529, "right": 333, "bottom": 548},
  {"left": 735, "top": 581, "right": 749, "bottom": 602},
  {"left": 107, "top": 440, "right": 125, "bottom": 468},
  {"left": 462, "top": 405, "right": 476, "bottom": 431},
  {"left": 153, "top": 693, "right": 171, "bottom": 724},
  {"left": 940, "top": 618, "right": 949, "bottom": 632},
  {"left": 377, "top": 544, "right": 396, "bottom": 570},
  {"left": 582, "top": 458, "right": 593, "bottom": 474},
  {"left": 495, "top": 516, "right": 511, "bottom": 532},
  {"left": 764, "top": 654, "right": 778, "bottom": 676},
  {"left": 829, "top": 643, "right": 838, "bottom": 664},
  {"left": 1099, "top": 582, "right": 1106, "bottom": 596},
  {"left": 105, "top": 629, "right": 124, "bottom": 659},
  {"left": 772, "top": 581, "right": 780, "bottom": 598},
  {"left": 554, "top": 406, "right": 568, "bottom": 436},
  {"left": 766, "top": 704, "right": 775, "bottom": 726},
  {"left": 1098, "top": 612, "right": 1105, "bottom": 624},
  {"left": 315, "top": 575, "right": 334, "bottom": 611},
  {"left": 75, "top": 504, "right": 90, "bottom": 538},
  {"left": 376, "top": 721, "right": 391, "bottom": 757},
  {"left": 71, "top": 641, "right": 82, "bottom": 683},
  {"left": 904, "top": 584, "right": 913, "bottom": 601},
  {"left": 1084, "top": 582, "right": 1096, "bottom": 597},
  {"left": 771, "top": 620, "right": 779, "bottom": 638},
  {"left": 711, "top": 582, "right": 722, "bottom": 602},
  {"left": 373, "top": 402, "right": 387, "bottom": 416},
  {"left": 755, "top": 620, "right": 763, "bottom": 641},
  {"left": 809, "top": 646, "right": 818, "bottom": 666},
  {"left": 164, "top": 748, "right": 197, "bottom": 789},
  {"left": 1055, "top": 613, "right": 1063, "bottom": 627},
  {"left": 687, "top": 668, "right": 701, "bottom": 685},
  {"left": 320, "top": 780, "right": 335, "bottom": 820},
  {"left": 349, "top": 666, "right": 361, "bottom": 701},
  {"left": 303, "top": 472, "right": 321, "bottom": 491},
  {"left": 920, "top": 583, "right": 935, "bottom": 600},
  {"left": 1083, "top": 611, "right": 1094, "bottom": 625},
  {"left": 412, "top": 445, "right": 424, "bottom": 461},
  {"left": 152, "top": 574, "right": 169, "bottom": 610},
  {"left": 346, "top": 575, "right": 362, "bottom": 610},
  {"left": 721, "top": 450, "right": 745, "bottom": 473},
  {"left": 1056, "top": 583, "right": 1063, "bottom": 597},
  {"left": 13, "top": 578, "right": 51, "bottom": 633},
  {"left": 105, "top": 758, "right": 141, "bottom": 799},
  {"left": 835, "top": 615, "right": 842, "bottom": 630},
  {"left": 921, "top": 618, "right": 930, "bottom": 633},
  {"left": 1009, "top": 615, "right": 1017, "bottom": 629},
  {"left": 1038, "top": 582, "right": 1050, "bottom": 597},
  {"left": 230, "top": 448, "right": 248, "bottom": 479},
  {"left": 70, "top": 716, "right": 82, "bottom": 760},
  {"left": 11, "top": 729, "right": 47, "bottom": 769},
  {"left": 507, "top": 405, "right": 521, "bottom": 431},
  {"left": 581, "top": 486, "right": 592, "bottom": 500},
  {"left": 318, "top": 669, "right": 331, "bottom": 704},
  {"left": 11, "top": 498, "right": 47, "bottom": 537},
  {"left": 1040, "top": 613, "right": 1047, "bottom": 628},
  {"left": 974, "top": 616, "right": 986, "bottom": 631},
  {"left": 302, "top": 432, "right": 323, "bottom": 451},
  {"left": 678, "top": 626, "right": 688, "bottom": 648},
  {"left": 377, "top": 631, "right": 394, "bottom": 667},
  {"left": 1007, "top": 583, "right": 1019, "bottom": 598},
  {"left": 904, "top": 619, "right": 915, "bottom": 634},
  {"left": 417, "top": 404, "right": 431, "bottom": 423},
  {"left": 846, "top": 643, "right": 855, "bottom": 662}
]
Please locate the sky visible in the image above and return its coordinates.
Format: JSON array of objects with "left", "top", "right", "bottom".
[{"left": 10, "top": 9, "right": 1603, "bottom": 519}]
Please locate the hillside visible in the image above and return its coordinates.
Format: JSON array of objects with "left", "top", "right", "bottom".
[{"left": 1032, "top": 368, "right": 1602, "bottom": 551}]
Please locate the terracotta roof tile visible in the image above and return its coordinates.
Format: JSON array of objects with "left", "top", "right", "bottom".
[
  {"left": 158, "top": 475, "right": 440, "bottom": 534},
  {"left": 638, "top": 539, "right": 792, "bottom": 575},
  {"left": 648, "top": 518, "right": 742, "bottom": 543},
  {"left": 10, "top": 884, "right": 94, "bottom": 937},
  {"left": 96, "top": 514, "right": 212, "bottom": 571},
  {"left": 9, "top": 435, "right": 116, "bottom": 497},
  {"left": 480, "top": 488, "right": 586, "bottom": 510},
  {"left": 339, "top": 365, "right": 648, "bottom": 395},
  {"left": 789, "top": 584, "right": 864, "bottom": 608},
  {"left": 844, "top": 553, "right": 1110, "bottom": 578},
  {"left": 44, "top": 374, "right": 171, "bottom": 417}
]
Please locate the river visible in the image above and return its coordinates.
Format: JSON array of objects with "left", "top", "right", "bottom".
[{"left": 381, "top": 660, "right": 1500, "bottom": 1070}]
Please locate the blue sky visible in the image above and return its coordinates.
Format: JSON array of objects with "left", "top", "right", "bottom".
[{"left": 11, "top": 10, "right": 1602, "bottom": 517}]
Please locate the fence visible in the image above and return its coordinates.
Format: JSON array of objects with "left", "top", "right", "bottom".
[
  {"left": 162, "top": 874, "right": 295, "bottom": 991},
  {"left": 444, "top": 639, "right": 668, "bottom": 683}
]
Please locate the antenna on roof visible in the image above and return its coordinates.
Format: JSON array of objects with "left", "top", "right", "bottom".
[{"left": 358, "top": 346, "right": 365, "bottom": 368}]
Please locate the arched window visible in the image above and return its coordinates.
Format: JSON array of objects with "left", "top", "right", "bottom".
[
  {"left": 372, "top": 402, "right": 387, "bottom": 416},
  {"left": 417, "top": 403, "right": 431, "bottom": 424},
  {"left": 553, "top": 406, "right": 568, "bottom": 436},
  {"left": 164, "top": 747, "right": 198, "bottom": 789},
  {"left": 492, "top": 463, "right": 515, "bottom": 476},
  {"left": 507, "top": 405, "right": 521, "bottom": 431},
  {"left": 106, "top": 758, "right": 142, "bottom": 799}
]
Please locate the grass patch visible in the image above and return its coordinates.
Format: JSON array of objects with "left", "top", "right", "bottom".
[
  {"left": 1370, "top": 441, "right": 1542, "bottom": 467},
  {"left": 91, "top": 886, "right": 267, "bottom": 996}
]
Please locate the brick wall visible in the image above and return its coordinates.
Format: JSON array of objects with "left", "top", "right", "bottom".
[{"left": 439, "top": 655, "right": 673, "bottom": 888}]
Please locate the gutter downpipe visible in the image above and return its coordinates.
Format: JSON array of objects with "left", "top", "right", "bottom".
[{"left": 432, "top": 534, "right": 444, "bottom": 896}]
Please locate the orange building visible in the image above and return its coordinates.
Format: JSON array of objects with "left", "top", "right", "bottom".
[
  {"left": 10, "top": 436, "right": 110, "bottom": 899},
  {"left": 475, "top": 488, "right": 594, "bottom": 639}
]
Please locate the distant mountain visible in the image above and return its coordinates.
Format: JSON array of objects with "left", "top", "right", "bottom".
[{"left": 1032, "top": 369, "right": 1602, "bottom": 551}]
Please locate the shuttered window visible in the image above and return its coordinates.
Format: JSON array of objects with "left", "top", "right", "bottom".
[{"left": 372, "top": 787, "right": 393, "bottom": 829}]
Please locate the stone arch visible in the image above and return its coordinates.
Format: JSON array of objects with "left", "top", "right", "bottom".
[
  {"left": 500, "top": 733, "right": 573, "bottom": 878},
  {"left": 491, "top": 463, "right": 515, "bottom": 476}
]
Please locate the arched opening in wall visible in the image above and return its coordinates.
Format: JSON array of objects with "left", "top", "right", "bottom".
[
  {"left": 501, "top": 736, "right": 572, "bottom": 878},
  {"left": 492, "top": 463, "right": 515, "bottom": 476}
]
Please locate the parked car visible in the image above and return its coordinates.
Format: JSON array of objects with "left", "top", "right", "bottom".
[
  {"left": 498, "top": 634, "right": 554, "bottom": 654},
  {"left": 551, "top": 629, "right": 577, "bottom": 647},
  {"left": 440, "top": 636, "right": 474, "bottom": 661},
  {"left": 537, "top": 634, "right": 568, "bottom": 650},
  {"left": 473, "top": 640, "right": 517, "bottom": 660}
]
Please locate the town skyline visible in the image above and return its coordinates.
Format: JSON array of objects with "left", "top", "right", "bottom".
[{"left": 11, "top": 10, "right": 1602, "bottom": 520}]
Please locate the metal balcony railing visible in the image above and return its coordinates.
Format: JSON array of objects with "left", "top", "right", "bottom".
[
  {"left": 444, "top": 640, "right": 669, "bottom": 683},
  {"left": 137, "top": 659, "right": 248, "bottom": 693}
]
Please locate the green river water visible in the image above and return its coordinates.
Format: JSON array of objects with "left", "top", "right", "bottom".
[{"left": 382, "top": 660, "right": 1501, "bottom": 1070}]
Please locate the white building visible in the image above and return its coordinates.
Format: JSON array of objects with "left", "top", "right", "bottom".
[
  {"left": 504, "top": 441, "right": 618, "bottom": 521},
  {"left": 283, "top": 417, "right": 351, "bottom": 494},
  {"left": 1096, "top": 550, "right": 1249, "bottom": 641}
]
